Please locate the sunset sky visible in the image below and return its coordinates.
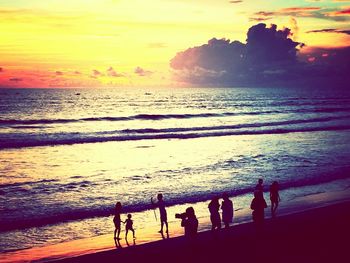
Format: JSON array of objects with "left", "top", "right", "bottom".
[{"left": 0, "top": 0, "right": 349, "bottom": 88}]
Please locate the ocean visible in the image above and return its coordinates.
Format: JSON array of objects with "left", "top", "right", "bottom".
[{"left": 1, "top": 87, "right": 350, "bottom": 252}]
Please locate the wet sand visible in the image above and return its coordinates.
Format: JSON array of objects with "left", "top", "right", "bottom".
[
  {"left": 51, "top": 201, "right": 350, "bottom": 263},
  {"left": 1, "top": 187, "right": 350, "bottom": 263}
]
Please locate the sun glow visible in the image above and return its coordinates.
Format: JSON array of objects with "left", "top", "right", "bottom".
[{"left": 0, "top": 0, "right": 349, "bottom": 87}]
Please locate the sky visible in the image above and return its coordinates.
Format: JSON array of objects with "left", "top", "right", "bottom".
[{"left": 0, "top": 0, "right": 349, "bottom": 88}]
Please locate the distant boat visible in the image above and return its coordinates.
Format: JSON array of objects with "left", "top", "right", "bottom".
[
  {"left": 75, "top": 93, "right": 81, "bottom": 96},
  {"left": 145, "top": 92, "right": 152, "bottom": 95}
]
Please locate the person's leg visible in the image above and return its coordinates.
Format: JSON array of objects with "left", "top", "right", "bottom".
[
  {"left": 114, "top": 228, "right": 117, "bottom": 239},
  {"left": 165, "top": 221, "right": 169, "bottom": 233},
  {"left": 160, "top": 221, "right": 164, "bottom": 233},
  {"left": 274, "top": 201, "right": 279, "bottom": 213},
  {"left": 272, "top": 201, "right": 277, "bottom": 216},
  {"left": 271, "top": 201, "right": 274, "bottom": 214},
  {"left": 117, "top": 227, "right": 121, "bottom": 240},
  {"left": 125, "top": 229, "right": 128, "bottom": 239},
  {"left": 132, "top": 229, "right": 135, "bottom": 238},
  {"left": 210, "top": 216, "right": 215, "bottom": 231}
]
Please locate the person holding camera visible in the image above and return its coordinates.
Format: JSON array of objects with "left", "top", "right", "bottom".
[{"left": 178, "top": 207, "right": 198, "bottom": 238}]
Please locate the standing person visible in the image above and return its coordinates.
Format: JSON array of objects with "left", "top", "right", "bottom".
[
  {"left": 124, "top": 213, "right": 136, "bottom": 240},
  {"left": 250, "top": 190, "right": 267, "bottom": 231},
  {"left": 255, "top": 178, "right": 264, "bottom": 195},
  {"left": 113, "top": 202, "right": 122, "bottom": 240},
  {"left": 270, "top": 181, "right": 281, "bottom": 217},
  {"left": 221, "top": 193, "right": 233, "bottom": 229},
  {"left": 208, "top": 197, "right": 221, "bottom": 231},
  {"left": 152, "top": 193, "right": 168, "bottom": 234}
]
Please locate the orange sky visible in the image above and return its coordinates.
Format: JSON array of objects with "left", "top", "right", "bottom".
[{"left": 0, "top": 0, "right": 349, "bottom": 88}]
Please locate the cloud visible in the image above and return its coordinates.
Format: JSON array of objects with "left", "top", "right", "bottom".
[
  {"left": 134, "top": 66, "right": 153, "bottom": 76},
  {"left": 251, "top": 6, "right": 350, "bottom": 22},
  {"left": 251, "top": 7, "right": 321, "bottom": 21},
  {"left": 289, "top": 17, "right": 299, "bottom": 41},
  {"left": 55, "top": 71, "right": 63, "bottom": 75},
  {"left": 0, "top": 67, "right": 3, "bottom": 72},
  {"left": 170, "top": 23, "right": 350, "bottom": 88},
  {"left": 280, "top": 7, "right": 321, "bottom": 12},
  {"left": 306, "top": 28, "right": 350, "bottom": 35},
  {"left": 327, "top": 7, "right": 350, "bottom": 16},
  {"left": 9, "top": 77, "right": 23, "bottom": 82},
  {"left": 91, "top": 69, "right": 102, "bottom": 78},
  {"left": 74, "top": 71, "right": 81, "bottom": 75},
  {"left": 249, "top": 17, "right": 271, "bottom": 22},
  {"left": 107, "top": 67, "right": 123, "bottom": 77},
  {"left": 229, "top": 0, "right": 243, "bottom": 3},
  {"left": 93, "top": 69, "right": 101, "bottom": 75}
]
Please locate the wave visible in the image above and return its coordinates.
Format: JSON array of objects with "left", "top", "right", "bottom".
[
  {"left": 0, "top": 179, "right": 59, "bottom": 189},
  {"left": 1, "top": 123, "right": 350, "bottom": 149},
  {"left": 1, "top": 169, "right": 349, "bottom": 232},
  {"left": 119, "top": 115, "right": 350, "bottom": 134},
  {"left": 2, "top": 106, "right": 350, "bottom": 126},
  {"left": 0, "top": 113, "right": 236, "bottom": 125}
]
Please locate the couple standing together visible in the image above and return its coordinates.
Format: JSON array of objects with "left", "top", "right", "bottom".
[
  {"left": 208, "top": 193, "right": 234, "bottom": 230},
  {"left": 251, "top": 179, "right": 281, "bottom": 228}
]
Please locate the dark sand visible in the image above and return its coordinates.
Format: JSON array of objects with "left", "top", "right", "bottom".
[{"left": 52, "top": 201, "right": 350, "bottom": 263}]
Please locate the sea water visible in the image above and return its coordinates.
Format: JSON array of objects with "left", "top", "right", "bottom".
[{"left": 1, "top": 87, "right": 350, "bottom": 252}]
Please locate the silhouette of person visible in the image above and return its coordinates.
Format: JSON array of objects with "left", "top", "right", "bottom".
[
  {"left": 113, "top": 202, "right": 122, "bottom": 240},
  {"left": 270, "top": 181, "right": 281, "bottom": 217},
  {"left": 208, "top": 197, "right": 221, "bottom": 231},
  {"left": 250, "top": 190, "right": 267, "bottom": 230},
  {"left": 255, "top": 178, "right": 264, "bottom": 196},
  {"left": 152, "top": 193, "right": 168, "bottom": 235},
  {"left": 181, "top": 207, "right": 198, "bottom": 238},
  {"left": 124, "top": 213, "right": 136, "bottom": 240},
  {"left": 221, "top": 193, "right": 233, "bottom": 229}
]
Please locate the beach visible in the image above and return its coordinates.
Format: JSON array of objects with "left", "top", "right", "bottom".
[
  {"left": 1, "top": 88, "right": 350, "bottom": 261},
  {"left": 2, "top": 0, "right": 350, "bottom": 261},
  {"left": 50, "top": 200, "right": 350, "bottom": 263},
  {"left": 1, "top": 186, "right": 349, "bottom": 263}
]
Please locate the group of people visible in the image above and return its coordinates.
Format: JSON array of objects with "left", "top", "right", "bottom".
[
  {"left": 112, "top": 179, "right": 280, "bottom": 241},
  {"left": 208, "top": 193, "right": 234, "bottom": 231},
  {"left": 113, "top": 202, "right": 136, "bottom": 241},
  {"left": 251, "top": 179, "right": 281, "bottom": 229}
]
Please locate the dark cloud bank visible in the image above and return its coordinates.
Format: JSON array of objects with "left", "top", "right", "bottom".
[{"left": 170, "top": 23, "right": 350, "bottom": 88}]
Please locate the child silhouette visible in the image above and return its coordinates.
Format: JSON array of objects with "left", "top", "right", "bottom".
[{"left": 124, "top": 214, "right": 136, "bottom": 240}]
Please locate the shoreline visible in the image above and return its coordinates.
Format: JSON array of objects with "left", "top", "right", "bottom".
[
  {"left": 54, "top": 200, "right": 350, "bottom": 263},
  {"left": 1, "top": 183, "right": 350, "bottom": 263}
]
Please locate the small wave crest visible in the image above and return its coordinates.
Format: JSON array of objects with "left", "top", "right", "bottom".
[
  {"left": 1, "top": 123, "right": 350, "bottom": 149},
  {"left": 2, "top": 106, "right": 350, "bottom": 126}
]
